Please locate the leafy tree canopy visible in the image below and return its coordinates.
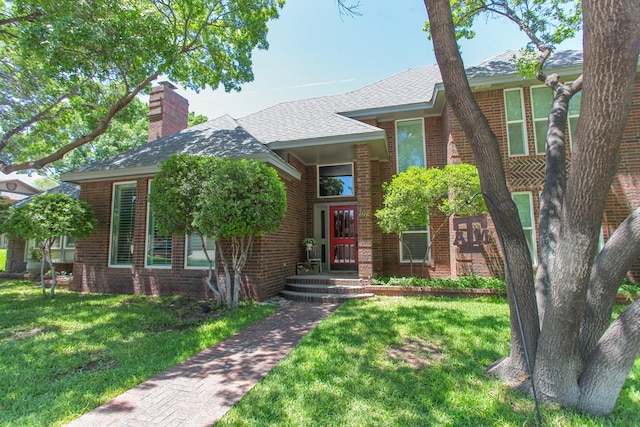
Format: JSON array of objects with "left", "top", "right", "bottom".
[
  {"left": 195, "top": 158, "right": 287, "bottom": 239},
  {"left": 423, "top": 0, "right": 582, "bottom": 77},
  {"left": 148, "top": 153, "right": 215, "bottom": 237},
  {"left": 4, "top": 192, "right": 96, "bottom": 296},
  {"left": 5, "top": 193, "right": 96, "bottom": 243},
  {"left": 376, "top": 164, "right": 484, "bottom": 236},
  {"left": 0, "top": 0, "right": 283, "bottom": 173}
]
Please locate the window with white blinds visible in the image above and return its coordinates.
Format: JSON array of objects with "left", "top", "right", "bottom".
[{"left": 109, "top": 182, "right": 137, "bottom": 267}]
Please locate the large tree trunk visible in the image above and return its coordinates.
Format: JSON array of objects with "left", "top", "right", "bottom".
[
  {"left": 535, "top": 76, "right": 581, "bottom": 326},
  {"left": 424, "top": 0, "right": 539, "bottom": 383},
  {"left": 533, "top": 0, "right": 640, "bottom": 408}
]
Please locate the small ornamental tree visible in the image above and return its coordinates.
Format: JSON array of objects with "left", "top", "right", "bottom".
[
  {"left": 195, "top": 158, "right": 287, "bottom": 309},
  {"left": 148, "top": 154, "right": 223, "bottom": 303},
  {"left": 376, "top": 164, "right": 485, "bottom": 276},
  {"left": 150, "top": 155, "right": 287, "bottom": 309},
  {"left": 6, "top": 193, "right": 96, "bottom": 296}
]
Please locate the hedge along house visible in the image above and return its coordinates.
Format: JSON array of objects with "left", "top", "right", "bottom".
[{"left": 60, "top": 51, "right": 640, "bottom": 300}]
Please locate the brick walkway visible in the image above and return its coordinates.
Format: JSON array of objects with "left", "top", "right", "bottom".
[{"left": 66, "top": 301, "right": 339, "bottom": 427}]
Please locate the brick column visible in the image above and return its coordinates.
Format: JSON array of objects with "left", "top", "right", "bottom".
[{"left": 356, "top": 144, "right": 373, "bottom": 281}]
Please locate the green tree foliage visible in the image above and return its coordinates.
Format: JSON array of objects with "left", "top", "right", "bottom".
[
  {"left": 376, "top": 164, "right": 484, "bottom": 275},
  {"left": 5, "top": 193, "right": 96, "bottom": 296},
  {"left": 196, "top": 158, "right": 287, "bottom": 309},
  {"left": 188, "top": 112, "right": 209, "bottom": 128},
  {"left": 424, "top": 0, "right": 582, "bottom": 75},
  {"left": 148, "top": 154, "right": 222, "bottom": 299},
  {"left": 149, "top": 155, "right": 287, "bottom": 309},
  {"left": 49, "top": 98, "right": 149, "bottom": 175},
  {"left": 0, "top": 0, "right": 283, "bottom": 173}
]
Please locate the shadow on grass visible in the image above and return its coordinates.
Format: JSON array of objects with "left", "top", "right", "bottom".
[
  {"left": 218, "top": 296, "right": 530, "bottom": 427},
  {"left": 0, "top": 281, "right": 275, "bottom": 426}
]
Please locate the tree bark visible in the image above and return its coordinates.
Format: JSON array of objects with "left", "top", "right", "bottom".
[
  {"left": 580, "top": 208, "right": 640, "bottom": 364},
  {"left": 424, "top": 0, "right": 539, "bottom": 382},
  {"left": 535, "top": 76, "right": 581, "bottom": 326},
  {"left": 578, "top": 299, "right": 640, "bottom": 415},
  {"left": 534, "top": 0, "right": 640, "bottom": 408}
]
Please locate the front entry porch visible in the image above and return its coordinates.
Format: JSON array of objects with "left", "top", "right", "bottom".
[{"left": 280, "top": 273, "right": 374, "bottom": 303}]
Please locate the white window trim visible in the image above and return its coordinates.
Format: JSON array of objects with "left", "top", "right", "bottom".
[
  {"left": 530, "top": 85, "right": 581, "bottom": 155},
  {"left": 26, "top": 236, "right": 75, "bottom": 263},
  {"left": 395, "top": 118, "right": 427, "bottom": 173},
  {"left": 317, "top": 163, "right": 355, "bottom": 199},
  {"left": 530, "top": 85, "right": 550, "bottom": 155},
  {"left": 512, "top": 191, "right": 537, "bottom": 266},
  {"left": 108, "top": 181, "right": 136, "bottom": 268},
  {"left": 504, "top": 88, "right": 529, "bottom": 157},
  {"left": 184, "top": 233, "right": 216, "bottom": 270},
  {"left": 399, "top": 228, "right": 432, "bottom": 264},
  {"left": 145, "top": 180, "right": 171, "bottom": 269}
]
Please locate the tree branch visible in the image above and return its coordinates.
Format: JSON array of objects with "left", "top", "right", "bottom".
[
  {"left": 0, "top": 79, "right": 90, "bottom": 153},
  {"left": 3, "top": 73, "right": 159, "bottom": 173}
]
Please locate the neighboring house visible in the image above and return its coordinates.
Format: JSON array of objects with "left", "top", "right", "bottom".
[
  {"left": 4, "top": 182, "right": 80, "bottom": 274},
  {"left": 57, "top": 51, "right": 640, "bottom": 300},
  {"left": 0, "top": 173, "right": 41, "bottom": 252}
]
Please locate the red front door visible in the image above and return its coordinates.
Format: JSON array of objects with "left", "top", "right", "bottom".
[{"left": 329, "top": 206, "right": 358, "bottom": 271}]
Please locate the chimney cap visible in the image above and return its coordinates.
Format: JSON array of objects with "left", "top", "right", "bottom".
[{"left": 157, "top": 81, "right": 178, "bottom": 90}]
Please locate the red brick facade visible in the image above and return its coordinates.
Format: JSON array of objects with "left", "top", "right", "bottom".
[{"left": 58, "top": 71, "right": 640, "bottom": 299}]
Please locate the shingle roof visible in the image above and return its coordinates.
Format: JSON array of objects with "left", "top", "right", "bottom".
[
  {"left": 239, "top": 50, "right": 583, "bottom": 145},
  {"left": 13, "top": 182, "right": 80, "bottom": 208},
  {"left": 465, "top": 49, "right": 583, "bottom": 79},
  {"left": 70, "top": 115, "right": 275, "bottom": 174},
  {"left": 63, "top": 50, "right": 584, "bottom": 180}
]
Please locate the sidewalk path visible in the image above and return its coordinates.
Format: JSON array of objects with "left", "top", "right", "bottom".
[{"left": 66, "top": 301, "right": 340, "bottom": 427}]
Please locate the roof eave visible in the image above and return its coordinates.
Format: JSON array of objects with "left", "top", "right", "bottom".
[
  {"left": 467, "top": 64, "right": 585, "bottom": 88},
  {"left": 268, "top": 129, "right": 386, "bottom": 150},
  {"left": 61, "top": 152, "right": 301, "bottom": 184},
  {"left": 340, "top": 102, "right": 435, "bottom": 120}
]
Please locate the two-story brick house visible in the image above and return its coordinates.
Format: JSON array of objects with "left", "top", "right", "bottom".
[{"left": 57, "top": 50, "right": 640, "bottom": 300}]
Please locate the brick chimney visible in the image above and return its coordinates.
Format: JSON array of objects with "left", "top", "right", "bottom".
[{"left": 148, "top": 81, "right": 189, "bottom": 142}]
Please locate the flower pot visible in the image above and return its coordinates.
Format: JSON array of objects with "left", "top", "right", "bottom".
[{"left": 26, "top": 261, "right": 43, "bottom": 276}]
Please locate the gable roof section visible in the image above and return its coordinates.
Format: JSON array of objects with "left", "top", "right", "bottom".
[
  {"left": 61, "top": 50, "right": 586, "bottom": 182},
  {"left": 62, "top": 115, "right": 300, "bottom": 182},
  {"left": 239, "top": 50, "right": 583, "bottom": 148}
]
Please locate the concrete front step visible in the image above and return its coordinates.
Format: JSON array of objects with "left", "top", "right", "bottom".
[
  {"left": 285, "top": 283, "right": 367, "bottom": 295},
  {"left": 279, "top": 290, "right": 375, "bottom": 303}
]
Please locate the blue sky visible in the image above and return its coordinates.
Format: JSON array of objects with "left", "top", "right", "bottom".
[{"left": 179, "top": 0, "right": 582, "bottom": 120}]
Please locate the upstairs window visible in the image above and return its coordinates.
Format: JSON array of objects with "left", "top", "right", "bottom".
[
  {"left": 531, "top": 85, "right": 582, "bottom": 154},
  {"left": 318, "top": 164, "right": 354, "bottom": 198},
  {"left": 504, "top": 88, "right": 528, "bottom": 156},
  {"left": 109, "top": 182, "right": 136, "bottom": 267},
  {"left": 531, "top": 86, "right": 554, "bottom": 154},
  {"left": 396, "top": 118, "right": 426, "bottom": 172},
  {"left": 396, "top": 118, "right": 430, "bottom": 262},
  {"left": 568, "top": 89, "right": 582, "bottom": 145}
]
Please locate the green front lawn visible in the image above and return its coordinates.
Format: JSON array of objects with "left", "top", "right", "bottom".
[
  {"left": 219, "top": 297, "right": 640, "bottom": 427},
  {"left": 0, "top": 280, "right": 276, "bottom": 426},
  {"left": 0, "top": 248, "right": 6, "bottom": 271}
]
